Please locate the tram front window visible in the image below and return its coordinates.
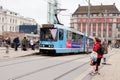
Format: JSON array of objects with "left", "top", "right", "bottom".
[{"left": 40, "top": 28, "right": 57, "bottom": 41}]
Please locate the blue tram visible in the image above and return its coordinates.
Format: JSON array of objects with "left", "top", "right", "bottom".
[{"left": 39, "top": 24, "right": 94, "bottom": 55}]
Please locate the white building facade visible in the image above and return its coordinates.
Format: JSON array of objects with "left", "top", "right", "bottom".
[{"left": 0, "top": 6, "right": 37, "bottom": 35}]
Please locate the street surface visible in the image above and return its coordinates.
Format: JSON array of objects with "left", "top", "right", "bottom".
[{"left": 0, "top": 48, "right": 119, "bottom": 80}]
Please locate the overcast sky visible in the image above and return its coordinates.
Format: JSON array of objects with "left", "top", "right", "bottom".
[{"left": 1, "top": 0, "right": 120, "bottom": 26}]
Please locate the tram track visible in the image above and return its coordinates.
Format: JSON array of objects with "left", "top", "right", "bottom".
[
  {"left": 0, "top": 54, "right": 87, "bottom": 68},
  {"left": 53, "top": 49, "right": 119, "bottom": 80},
  {"left": 0, "top": 56, "right": 52, "bottom": 67},
  {"left": 54, "top": 60, "right": 89, "bottom": 80},
  {"left": 8, "top": 55, "right": 89, "bottom": 80}
]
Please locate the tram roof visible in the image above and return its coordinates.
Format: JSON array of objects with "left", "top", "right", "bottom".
[{"left": 54, "top": 24, "right": 85, "bottom": 35}]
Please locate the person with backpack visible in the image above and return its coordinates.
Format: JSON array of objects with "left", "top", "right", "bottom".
[{"left": 92, "top": 37, "right": 103, "bottom": 75}]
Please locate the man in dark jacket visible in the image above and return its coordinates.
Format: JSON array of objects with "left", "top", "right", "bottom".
[
  {"left": 13, "top": 37, "right": 20, "bottom": 51},
  {"left": 102, "top": 39, "right": 108, "bottom": 64}
]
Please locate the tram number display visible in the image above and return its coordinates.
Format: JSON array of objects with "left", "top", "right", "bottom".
[{"left": 42, "top": 24, "right": 54, "bottom": 28}]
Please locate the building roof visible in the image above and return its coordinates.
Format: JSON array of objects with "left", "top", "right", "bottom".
[{"left": 73, "top": 3, "right": 120, "bottom": 15}]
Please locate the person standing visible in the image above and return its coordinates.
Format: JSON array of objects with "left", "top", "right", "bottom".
[
  {"left": 92, "top": 37, "right": 103, "bottom": 74},
  {"left": 5, "top": 37, "right": 11, "bottom": 53},
  {"left": 13, "top": 37, "right": 20, "bottom": 51},
  {"left": 21, "top": 37, "right": 28, "bottom": 51},
  {"left": 102, "top": 39, "right": 108, "bottom": 64},
  {"left": 30, "top": 39, "right": 35, "bottom": 50}
]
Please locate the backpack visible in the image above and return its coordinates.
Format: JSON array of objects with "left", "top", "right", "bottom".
[{"left": 97, "top": 45, "right": 105, "bottom": 55}]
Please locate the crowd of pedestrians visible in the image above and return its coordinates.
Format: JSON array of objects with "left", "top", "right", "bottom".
[{"left": 0, "top": 36, "right": 39, "bottom": 53}]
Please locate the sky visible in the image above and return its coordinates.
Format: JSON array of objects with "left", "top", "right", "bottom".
[{"left": 1, "top": 0, "right": 120, "bottom": 26}]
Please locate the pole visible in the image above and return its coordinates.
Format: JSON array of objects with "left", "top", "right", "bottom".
[
  {"left": 87, "top": 0, "right": 90, "bottom": 37},
  {"left": 86, "top": 0, "right": 90, "bottom": 54}
]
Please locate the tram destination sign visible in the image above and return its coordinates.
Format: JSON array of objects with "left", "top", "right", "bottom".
[{"left": 42, "top": 24, "right": 54, "bottom": 28}]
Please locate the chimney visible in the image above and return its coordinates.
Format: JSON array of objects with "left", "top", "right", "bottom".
[{"left": 113, "top": 3, "right": 115, "bottom": 6}]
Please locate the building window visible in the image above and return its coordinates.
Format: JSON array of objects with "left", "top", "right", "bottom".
[
  {"left": 118, "top": 34, "right": 120, "bottom": 38},
  {"left": 103, "top": 34, "right": 106, "bottom": 37},
  {"left": 78, "top": 23, "right": 81, "bottom": 27},
  {"left": 83, "top": 23, "right": 86, "bottom": 26},
  {"left": 109, "top": 23, "right": 112, "bottom": 27},
  {"left": 98, "top": 23, "right": 101, "bottom": 27},
  {"left": 109, "top": 28, "right": 112, "bottom": 32},
  {"left": 2, "top": 26, "right": 3, "bottom": 31},
  {"left": 2, "top": 17, "right": 4, "bottom": 22},
  {"left": 118, "top": 27, "right": 120, "bottom": 31},
  {"left": 93, "top": 33, "right": 96, "bottom": 36},
  {"left": 109, "top": 33, "right": 112, "bottom": 37},
  {"left": 73, "top": 23, "right": 77, "bottom": 28},
  {"left": 98, "top": 33, "right": 101, "bottom": 37},
  {"left": 13, "top": 27, "right": 14, "bottom": 31},
  {"left": 10, "top": 26, "right": 11, "bottom": 31},
  {"left": 78, "top": 15, "right": 81, "bottom": 17},
  {"left": 15, "top": 20, "right": 17, "bottom": 24},
  {"left": 82, "top": 28, "right": 86, "bottom": 33},
  {"left": 103, "top": 28, "right": 106, "bottom": 32},
  {"left": 93, "top": 23, "right": 96, "bottom": 26},
  {"left": 10, "top": 19, "right": 12, "bottom": 23},
  {"left": 98, "top": 28, "right": 101, "bottom": 32},
  {"left": 93, "top": 28, "right": 96, "bottom": 32}
]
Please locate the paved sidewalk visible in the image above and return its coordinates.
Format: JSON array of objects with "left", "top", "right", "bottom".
[
  {"left": 0, "top": 47, "right": 39, "bottom": 59},
  {"left": 91, "top": 48, "right": 120, "bottom": 80},
  {"left": 75, "top": 48, "right": 120, "bottom": 80}
]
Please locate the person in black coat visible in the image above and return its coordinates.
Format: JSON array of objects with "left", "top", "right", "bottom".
[{"left": 13, "top": 37, "right": 20, "bottom": 51}]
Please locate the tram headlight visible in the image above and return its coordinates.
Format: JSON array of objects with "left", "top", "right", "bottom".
[
  {"left": 50, "top": 45, "right": 54, "bottom": 48},
  {"left": 40, "top": 44, "right": 43, "bottom": 47},
  {"left": 42, "top": 45, "right": 45, "bottom": 47},
  {"left": 48, "top": 45, "right": 51, "bottom": 47}
]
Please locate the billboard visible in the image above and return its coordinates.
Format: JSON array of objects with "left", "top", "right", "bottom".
[{"left": 19, "top": 25, "right": 38, "bottom": 34}]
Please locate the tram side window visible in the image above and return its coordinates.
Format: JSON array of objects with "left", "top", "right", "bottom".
[
  {"left": 67, "top": 31, "right": 72, "bottom": 41},
  {"left": 59, "top": 29, "right": 64, "bottom": 40},
  {"left": 72, "top": 33, "right": 76, "bottom": 42},
  {"left": 72, "top": 32, "right": 83, "bottom": 42},
  {"left": 89, "top": 38, "right": 94, "bottom": 46},
  {"left": 77, "top": 34, "right": 83, "bottom": 42},
  {"left": 74, "top": 34, "right": 83, "bottom": 42}
]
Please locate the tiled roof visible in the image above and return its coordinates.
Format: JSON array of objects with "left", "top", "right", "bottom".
[{"left": 73, "top": 4, "right": 120, "bottom": 15}]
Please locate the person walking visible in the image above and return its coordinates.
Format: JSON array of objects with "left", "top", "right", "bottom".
[
  {"left": 102, "top": 39, "right": 108, "bottom": 64},
  {"left": 92, "top": 37, "right": 103, "bottom": 75},
  {"left": 13, "top": 37, "right": 20, "bottom": 51},
  {"left": 5, "top": 37, "right": 11, "bottom": 53},
  {"left": 21, "top": 37, "right": 28, "bottom": 51}
]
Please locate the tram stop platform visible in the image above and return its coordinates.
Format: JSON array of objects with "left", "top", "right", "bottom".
[
  {"left": 75, "top": 48, "right": 120, "bottom": 80},
  {"left": 0, "top": 47, "right": 39, "bottom": 59}
]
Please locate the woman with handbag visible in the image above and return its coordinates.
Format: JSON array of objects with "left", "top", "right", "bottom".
[{"left": 90, "top": 37, "right": 103, "bottom": 75}]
